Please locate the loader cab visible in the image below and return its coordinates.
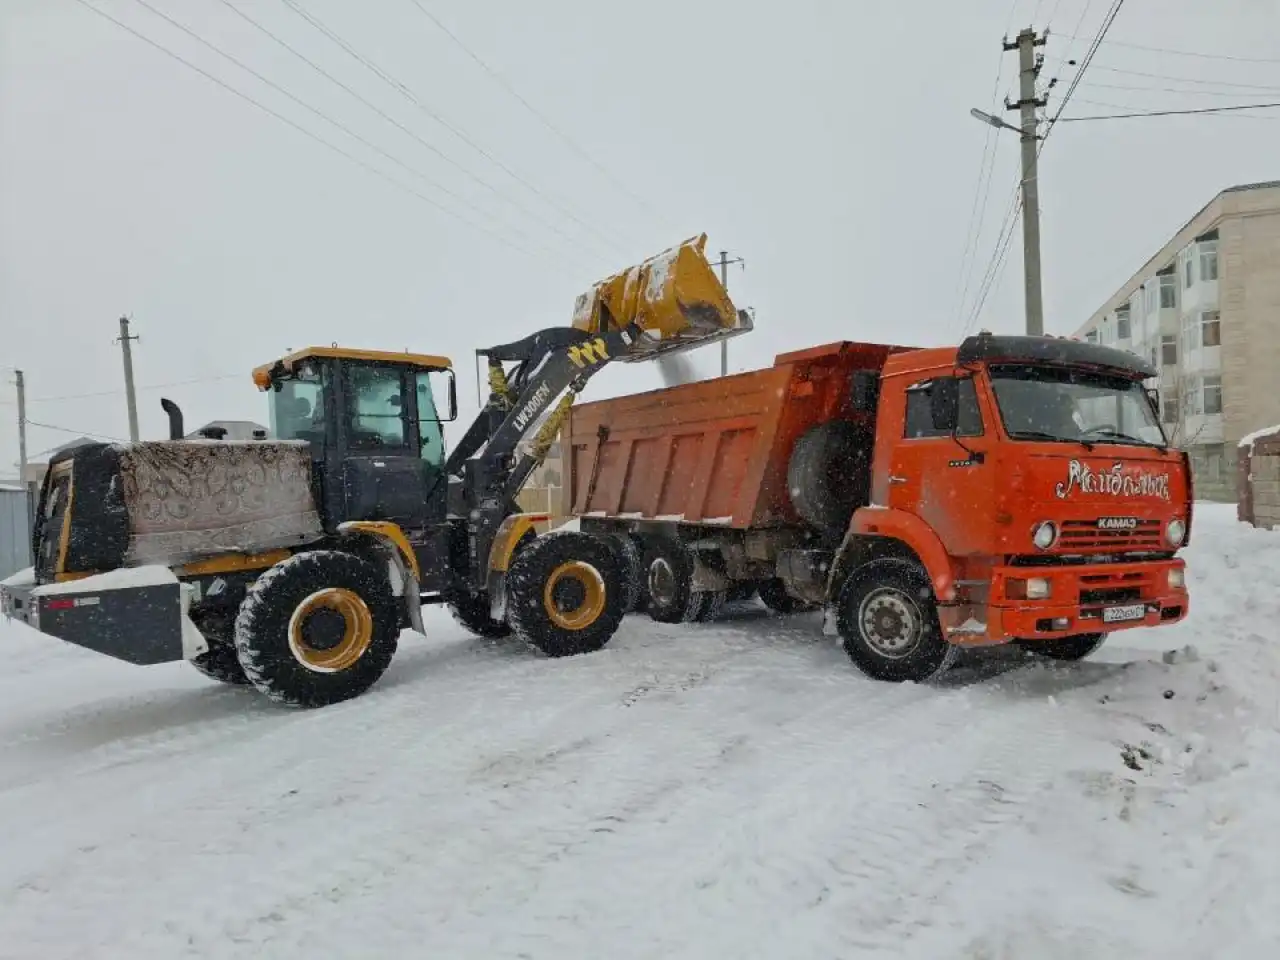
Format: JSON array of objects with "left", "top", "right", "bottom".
[{"left": 253, "top": 347, "right": 457, "bottom": 534}]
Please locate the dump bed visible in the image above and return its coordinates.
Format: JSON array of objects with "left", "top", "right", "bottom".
[{"left": 564, "top": 341, "right": 905, "bottom": 529}]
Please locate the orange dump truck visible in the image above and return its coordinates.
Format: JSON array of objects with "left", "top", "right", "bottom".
[{"left": 564, "top": 333, "right": 1192, "bottom": 682}]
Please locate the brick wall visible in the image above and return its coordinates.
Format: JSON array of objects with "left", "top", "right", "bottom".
[{"left": 1238, "top": 430, "right": 1280, "bottom": 529}]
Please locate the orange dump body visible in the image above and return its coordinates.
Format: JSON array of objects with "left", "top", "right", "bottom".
[{"left": 565, "top": 342, "right": 907, "bottom": 527}]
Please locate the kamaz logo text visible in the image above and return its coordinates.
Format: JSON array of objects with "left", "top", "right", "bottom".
[
  {"left": 567, "top": 338, "right": 610, "bottom": 368},
  {"left": 512, "top": 382, "right": 552, "bottom": 431},
  {"left": 1097, "top": 517, "right": 1139, "bottom": 530}
]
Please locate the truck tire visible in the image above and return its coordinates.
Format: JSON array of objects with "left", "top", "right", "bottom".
[
  {"left": 234, "top": 550, "right": 399, "bottom": 707},
  {"left": 448, "top": 530, "right": 537, "bottom": 639},
  {"left": 507, "top": 531, "right": 626, "bottom": 657},
  {"left": 696, "top": 589, "right": 727, "bottom": 622},
  {"left": 835, "top": 558, "right": 957, "bottom": 683},
  {"left": 610, "top": 533, "right": 646, "bottom": 614},
  {"left": 189, "top": 610, "right": 249, "bottom": 686},
  {"left": 1017, "top": 633, "right": 1106, "bottom": 661},
  {"left": 726, "top": 581, "right": 758, "bottom": 604},
  {"left": 641, "top": 538, "right": 711, "bottom": 623},
  {"left": 757, "top": 577, "right": 814, "bottom": 615},
  {"left": 787, "top": 420, "right": 873, "bottom": 531}
]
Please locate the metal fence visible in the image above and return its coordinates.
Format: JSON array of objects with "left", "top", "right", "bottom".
[{"left": 0, "top": 486, "right": 33, "bottom": 580}]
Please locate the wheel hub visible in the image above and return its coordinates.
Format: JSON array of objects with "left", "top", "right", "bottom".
[
  {"left": 858, "top": 589, "right": 921, "bottom": 659},
  {"left": 300, "top": 608, "right": 347, "bottom": 651},
  {"left": 648, "top": 558, "right": 676, "bottom": 606},
  {"left": 551, "top": 576, "right": 587, "bottom": 614}
]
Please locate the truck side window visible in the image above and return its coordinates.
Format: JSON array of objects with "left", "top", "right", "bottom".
[{"left": 904, "top": 377, "right": 984, "bottom": 439}]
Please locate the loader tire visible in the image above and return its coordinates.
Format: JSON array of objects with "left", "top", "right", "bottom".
[
  {"left": 758, "top": 577, "right": 815, "bottom": 615},
  {"left": 787, "top": 420, "right": 873, "bottom": 532},
  {"left": 234, "top": 550, "right": 399, "bottom": 707},
  {"left": 641, "top": 538, "right": 712, "bottom": 623},
  {"left": 507, "top": 531, "right": 625, "bottom": 657},
  {"left": 188, "top": 610, "right": 249, "bottom": 686},
  {"left": 448, "top": 592, "right": 511, "bottom": 639}
]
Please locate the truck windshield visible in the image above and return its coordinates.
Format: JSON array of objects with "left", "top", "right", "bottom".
[
  {"left": 988, "top": 364, "right": 1166, "bottom": 448},
  {"left": 268, "top": 364, "right": 327, "bottom": 444}
]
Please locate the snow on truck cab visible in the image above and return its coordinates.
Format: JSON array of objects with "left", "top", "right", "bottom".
[{"left": 565, "top": 331, "right": 1192, "bottom": 683}]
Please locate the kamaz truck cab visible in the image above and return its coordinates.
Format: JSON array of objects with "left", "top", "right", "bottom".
[{"left": 834, "top": 331, "right": 1190, "bottom": 680}]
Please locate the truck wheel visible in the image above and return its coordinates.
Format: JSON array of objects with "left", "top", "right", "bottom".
[
  {"left": 787, "top": 420, "right": 873, "bottom": 531},
  {"left": 835, "top": 558, "right": 956, "bottom": 683},
  {"left": 726, "top": 581, "right": 758, "bottom": 604},
  {"left": 189, "top": 610, "right": 249, "bottom": 686},
  {"left": 641, "top": 538, "right": 710, "bottom": 623},
  {"left": 234, "top": 550, "right": 399, "bottom": 707},
  {"left": 696, "top": 589, "right": 727, "bottom": 622},
  {"left": 1018, "top": 633, "right": 1106, "bottom": 661},
  {"left": 758, "top": 577, "right": 814, "bottom": 615},
  {"left": 507, "top": 531, "right": 626, "bottom": 657},
  {"left": 610, "top": 533, "right": 646, "bottom": 614}
]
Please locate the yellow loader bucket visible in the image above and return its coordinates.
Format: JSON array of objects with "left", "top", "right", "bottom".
[{"left": 570, "top": 234, "right": 752, "bottom": 361}]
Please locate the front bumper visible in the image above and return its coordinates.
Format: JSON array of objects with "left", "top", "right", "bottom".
[
  {"left": 1, "top": 566, "right": 206, "bottom": 665},
  {"left": 944, "top": 557, "right": 1189, "bottom": 646}
]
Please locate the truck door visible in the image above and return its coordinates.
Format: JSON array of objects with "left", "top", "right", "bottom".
[{"left": 888, "top": 375, "right": 994, "bottom": 556}]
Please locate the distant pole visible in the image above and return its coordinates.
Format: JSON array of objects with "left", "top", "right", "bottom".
[
  {"left": 1004, "top": 27, "right": 1047, "bottom": 337},
  {"left": 14, "top": 370, "right": 27, "bottom": 481},
  {"left": 716, "top": 250, "right": 744, "bottom": 376},
  {"left": 117, "top": 316, "right": 140, "bottom": 441}
]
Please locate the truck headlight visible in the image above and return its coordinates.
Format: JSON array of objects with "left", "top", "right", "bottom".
[
  {"left": 1166, "top": 518, "right": 1187, "bottom": 547},
  {"left": 1168, "top": 567, "right": 1185, "bottom": 589},
  {"left": 1032, "top": 521, "right": 1058, "bottom": 550},
  {"left": 1008, "top": 577, "right": 1052, "bottom": 600}
]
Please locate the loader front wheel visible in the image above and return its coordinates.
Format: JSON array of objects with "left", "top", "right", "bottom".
[
  {"left": 507, "top": 532, "right": 625, "bottom": 657},
  {"left": 235, "top": 550, "right": 399, "bottom": 707}
]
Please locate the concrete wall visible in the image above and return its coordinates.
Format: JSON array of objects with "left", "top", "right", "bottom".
[{"left": 1238, "top": 432, "right": 1280, "bottom": 529}]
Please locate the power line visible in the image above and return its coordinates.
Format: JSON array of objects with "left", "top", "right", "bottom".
[
  {"left": 1059, "top": 100, "right": 1280, "bottom": 121},
  {"left": 210, "top": 0, "right": 607, "bottom": 258},
  {"left": 278, "top": 0, "right": 633, "bottom": 258},
  {"left": 1073, "top": 94, "right": 1280, "bottom": 120},
  {"left": 1060, "top": 35, "right": 1280, "bottom": 64},
  {"left": 404, "top": 0, "right": 662, "bottom": 225},
  {"left": 25, "top": 419, "right": 126, "bottom": 443},
  {"left": 125, "top": 0, "right": 567, "bottom": 262},
  {"left": 70, "top": 0, "right": 541, "bottom": 261},
  {"left": 28, "top": 374, "right": 244, "bottom": 404},
  {"left": 1044, "top": 0, "right": 1127, "bottom": 141},
  {"left": 1086, "top": 63, "right": 1280, "bottom": 92},
  {"left": 1082, "top": 80, "right": 1280, "bottom": 98}
]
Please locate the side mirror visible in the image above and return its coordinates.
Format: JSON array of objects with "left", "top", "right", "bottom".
[
  {"left": 446, "top": 369, "right": 458, "bottom": 422},
  {"left": 930, "top": 378, "right": 960, "bottom": 433}
]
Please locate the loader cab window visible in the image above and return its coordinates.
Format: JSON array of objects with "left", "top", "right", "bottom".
[
  {"left": 268, "top": 364, "right": 328, "bottom": 444},
  {"left": 346, "top": 364, "right": 410, "bottom": 450},
  {"left": 415, "top": 373, "right": 445, "bottom": 468},
  {"left": 904, "top": 377, "right": 983, "bottom": 438}
]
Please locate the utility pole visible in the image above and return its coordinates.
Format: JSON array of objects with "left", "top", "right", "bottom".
[
  {"left": 715, "top": 250, "right": 744, "bottom": 376},
  {"left": 1004, "top": 27, "right": 1048, "bottom": 337},
  {"left": 14, "top": 370, "right": 27, "bottom": 483},
  {"left": 116, "top": 316, "right": 140, "bottom": 441}
]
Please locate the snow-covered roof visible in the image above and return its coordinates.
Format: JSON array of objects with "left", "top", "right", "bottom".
[{"left": 1238, "top": 425, "right": 1280, "bottom": 451}]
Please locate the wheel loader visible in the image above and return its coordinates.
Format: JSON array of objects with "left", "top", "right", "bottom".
[{"left": 0, "top": 234, "right": 752, "bottom": 708}]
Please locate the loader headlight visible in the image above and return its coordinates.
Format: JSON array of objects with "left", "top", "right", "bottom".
[
  {"left": 1032, "top": 520, "right": 1058, "bottom": 550},
  {"left": 1165, "top": 518, "right": 1186, "bottom": 547}
]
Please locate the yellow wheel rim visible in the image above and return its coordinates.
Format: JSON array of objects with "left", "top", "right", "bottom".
[
  {"left": 542, "top": 561, "right": 606, "bottom": 631},
  {"left": 287, "top": 587, "right": 374, "bottom": 673}
]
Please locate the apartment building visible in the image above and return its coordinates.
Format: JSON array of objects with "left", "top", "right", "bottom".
[{"left": 1073, "top": 180, "right": 1280, "bottom": 501}]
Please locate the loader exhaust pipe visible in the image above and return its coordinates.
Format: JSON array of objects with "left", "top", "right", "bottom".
[{"left": 160, "top": 398, "right": 184, "bottom": 440}]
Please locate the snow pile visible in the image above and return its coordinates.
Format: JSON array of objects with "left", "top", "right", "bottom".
[
  {"left": 1238, "top": 423, "right": 1280, "bottom": 451},
  {"left": 0, "top": 505, "right": 1278, "bottom": 958}
]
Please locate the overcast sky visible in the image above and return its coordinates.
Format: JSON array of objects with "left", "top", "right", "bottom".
[{"left": 3, "top": 0, "right": 1279, "bottom": 474}]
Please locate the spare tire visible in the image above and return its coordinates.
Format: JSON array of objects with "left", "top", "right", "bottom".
[{"left": 787, "top": 420, "right": 873, "bottom": 531}]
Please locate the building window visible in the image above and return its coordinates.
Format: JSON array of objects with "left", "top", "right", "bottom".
[
  {"left": 1184, "top": 254, "right": 1195, "bottom": 288},
  {"left": 1201, "top": 310, "right": 1221, "bottom": 347},
  {"left": 1162, "top": 388, "right": 1179, "bottom": 425},
  {"left": 1160, "top": 273, "right": 1177, "bottom": 308},
  {"left": 1202, "top": 444, "right": 1225, "bottom": 484},
  {"left": 1085, "top": 329, "right": 1099, "bottom": 344},
  {"left": 1161, "top": 335, "right": 1177, "bottom": 366},
  {"left": 1116, "top": 308, "right": 1131, "bottom": 340},
  {"left": 1203, "top": 375, "right": 1222, "bottom": 415},
  {"left": 1199, "top": 240, "right": 1219, "bottom": 281},
  {"left": 1184, "top": 376, "right": 1203, "bottom": 416}
]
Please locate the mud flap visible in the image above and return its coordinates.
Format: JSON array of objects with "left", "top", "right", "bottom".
[{"left": 24, "top": 567, "right": 204, "bottom": 665}]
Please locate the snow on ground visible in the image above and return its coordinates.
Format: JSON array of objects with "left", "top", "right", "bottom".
[{"left": 1, "top": 504, "right": 1278, "bottom": 959}]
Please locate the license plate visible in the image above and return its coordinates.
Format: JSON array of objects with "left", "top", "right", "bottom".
[{"left": 1102, "top": 603, "right": 1146, "bottom": 623}]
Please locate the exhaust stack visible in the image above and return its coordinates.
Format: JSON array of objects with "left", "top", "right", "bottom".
[{"left": 160, "top": 398, "right": 184, "bottom": 441}]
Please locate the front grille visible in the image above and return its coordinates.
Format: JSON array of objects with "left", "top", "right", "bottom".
[
  {"left": 1080, "top": 586, "right": 1142, "bottom": 606},
  {"left": 1057, "top": 519, "right": 1163, "bottom": 551}
]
